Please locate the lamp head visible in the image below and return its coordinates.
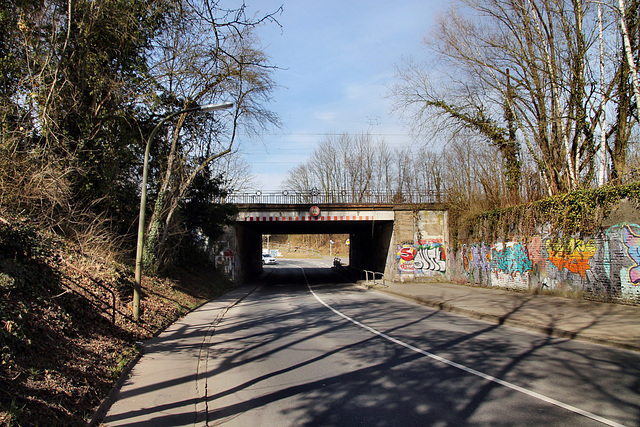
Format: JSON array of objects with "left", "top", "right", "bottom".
[{"left": 200, "top": 102, "right": 234, "bottom": 112}]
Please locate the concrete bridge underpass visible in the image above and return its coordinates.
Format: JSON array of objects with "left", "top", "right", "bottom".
[{"left": 223, "top": 191, "right": 449, "bottom": 284}]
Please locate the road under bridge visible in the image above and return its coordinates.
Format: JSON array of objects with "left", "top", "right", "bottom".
[{"left": 224, "top": 191, "right": 449, "bottom": 283}]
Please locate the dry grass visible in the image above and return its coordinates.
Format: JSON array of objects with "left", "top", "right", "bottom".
[{"left": 0, "top": 216, "right": 234, "bottom": 425}]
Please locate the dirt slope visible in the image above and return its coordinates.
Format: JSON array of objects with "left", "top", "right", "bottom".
[{"left": 0, "top": 218, "right": 233, "bottom": 425}]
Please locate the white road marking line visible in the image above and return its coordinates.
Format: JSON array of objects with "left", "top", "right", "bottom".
[{"left": 300, "top": 268, "right": 625, "bottom": 427}]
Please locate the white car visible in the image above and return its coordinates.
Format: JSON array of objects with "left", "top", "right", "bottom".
[{"left": 262, "top": 253, "right": 277, "bottom": 265}]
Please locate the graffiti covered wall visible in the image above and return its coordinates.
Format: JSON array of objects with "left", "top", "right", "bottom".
[
  {"left": 397, "top": 239, "right": 446, "bottom": 277},
  {"left": 390, "top": 210, "right": 449, "bottom": 281},
  {"left": 451, "top": 221, "right": 640, "bottom": 303},
  {"left": 388, "top": 202, "right": 640, "bottom": 303}
]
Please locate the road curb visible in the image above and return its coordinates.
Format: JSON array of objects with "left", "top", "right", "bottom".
[{"left": 87, "top": 344, "right": 143, "bottom": 426}]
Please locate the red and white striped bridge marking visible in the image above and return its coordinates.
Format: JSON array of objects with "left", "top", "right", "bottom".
[{"left": 237, "top": 210, "right": 394, "bottom": 222}]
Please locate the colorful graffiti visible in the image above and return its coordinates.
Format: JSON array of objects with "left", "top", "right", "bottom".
[
  {"left": 470, "top": 243, "right": 491, "bottom": 273},
  {"left": 462, "top": 245, "right": 470, "bottom": 271},
  {"left": 491, "top": 242, "right": 532, "bottom": 277},
  {"left": 415, "top": 246, "right": 446, "bottom": 272},
  {"left": 527, "top": 235, "right": 547, "bottom": 275},
  {"left": 545, "top": 238, "right": 596, "bottom": 279},
  {"left": 397, "top": 240, "right": 446, "bottom": 275},
  {"left": 451, "top": 220, "right": 640, "bottom": 302},
  {"left": 622, "top": 225, "right": 640, "bottom": 284},
  {"left": 399, "top": 246, "right": 416, "bottom": 262}
]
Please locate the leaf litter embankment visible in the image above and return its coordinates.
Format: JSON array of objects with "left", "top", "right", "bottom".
[{"left": 0, "top": 218, "right": 234, "bottom": 426}]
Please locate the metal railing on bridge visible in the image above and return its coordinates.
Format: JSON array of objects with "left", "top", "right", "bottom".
[{"left": 224, "top": 190, "right": 442, "bottom": 205}]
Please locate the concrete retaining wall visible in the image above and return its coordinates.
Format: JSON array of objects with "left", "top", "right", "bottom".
[
  {"left": 448, "top": 199, "right": 640, "bottom": 304},
  {"left": 385, "top": 209, "right": 449, "bottom": 282}
]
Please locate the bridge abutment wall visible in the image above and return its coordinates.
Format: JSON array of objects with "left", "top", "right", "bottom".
[
  {"left": 384, "top": 209, "right": 449, "bottom": 282},
  {"left": 228, "top": 204, "right": 450, "bottom": 284}
]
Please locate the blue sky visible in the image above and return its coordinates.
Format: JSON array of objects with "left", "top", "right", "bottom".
[{"left": 239, "top": 1, "right": 443, "bottom": 190}]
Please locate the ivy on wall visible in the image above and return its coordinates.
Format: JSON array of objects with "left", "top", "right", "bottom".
[{"left": 454, "top": 181, "right": 640, "bottom": 246}]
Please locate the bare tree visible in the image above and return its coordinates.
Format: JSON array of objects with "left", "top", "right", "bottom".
[
  {"left": 390, "top": 0, "right": 636, "bottom": 197},
  {"left": 282, "top": 133, "right": 392, "bottom": 201},
  {"left": 373, "top": 141, "right": 395, "bottom": 193},
  {"left": 608, "top": 0, "right": 640, "bottom": 181},
  {"left": 618, "top": 0, "right": 640, "bottom": 120},
  {"left": 282, "top": 163, "right": 315, "bottom": 195},
  {"left": 309, "top": 134, "right": 342, "bottom": 193},
  {"left": 280, "top": 127, "right": 529, "bottom": 209},
  {"left": 215, "top": 151, "right": 257, "bottom": 195},
  {"left": 142, "top": 1, "right": 282, "bottom": 272},
  {"left": 410, "top": 146, "right": 445, "bottom": 201}
]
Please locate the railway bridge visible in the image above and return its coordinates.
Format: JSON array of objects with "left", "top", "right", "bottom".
[{"left": 223, "top": 190, "right": 449, "bottom": 283}]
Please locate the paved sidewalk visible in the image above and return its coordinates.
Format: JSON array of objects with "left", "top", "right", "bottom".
[
  {"left": 362, "top": 280, "right": 640, "bottom": 352},
  {"left": 97, "top": 285, "right": 259, "bottom": 426}
]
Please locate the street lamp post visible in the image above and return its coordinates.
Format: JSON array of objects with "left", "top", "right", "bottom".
[{"left": 133, "top": 102, "right": 233, "bottom": 321}]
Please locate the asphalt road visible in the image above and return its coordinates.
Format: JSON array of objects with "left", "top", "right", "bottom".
[{"left": 105, "top": 259, "right": 640, "bottom": 426}]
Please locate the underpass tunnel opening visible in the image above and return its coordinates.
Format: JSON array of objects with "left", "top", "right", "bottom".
[
  {"left": 262, "top": 233, "right": 351, "bottom": 261},
  {"left": 349, "top": 220, "right": 394, "bottom": 273},
  {"left": 235, "top": 220, "right": 394, "bottom": 281},
  {"left": 235, "top": 222, "right": 262, "bottom": 280}
]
